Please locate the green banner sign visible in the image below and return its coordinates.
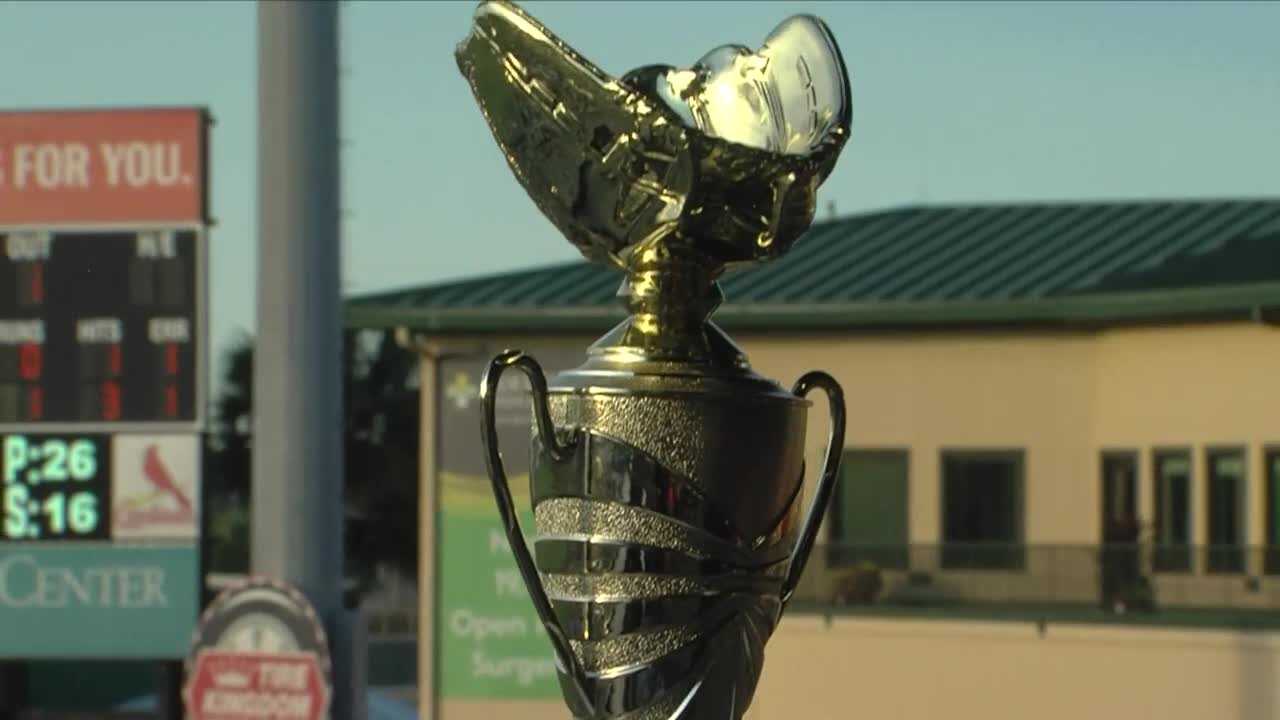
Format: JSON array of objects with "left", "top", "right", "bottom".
[
  {"left": 437, "top": 471, "right": 559, "bottom": 697},
  {"left": 436, "top": 349, "right": 582, "bottom": 699},
  {"left": 0, "top": 543, "right": 199, "bottom": 659}
]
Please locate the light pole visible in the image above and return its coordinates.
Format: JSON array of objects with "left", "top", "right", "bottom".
[{"left": 255, "top": 2, "right": 365, "bottom": 717}]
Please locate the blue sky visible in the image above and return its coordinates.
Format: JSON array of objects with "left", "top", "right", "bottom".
[{"left": 2, "top": 0, "right": 1278, "bottom": 378}]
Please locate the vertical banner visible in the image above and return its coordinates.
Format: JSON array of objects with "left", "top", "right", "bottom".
[{"left": 435, "top": 344, "right": 582, "bottom": 700}]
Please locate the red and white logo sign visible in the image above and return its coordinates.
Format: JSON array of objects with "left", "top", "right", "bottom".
[
  {"left": 111, "top": 434, "right": 199, "bottom": 540},
  {"left": 0, "top": 108, "right": 207, "bottom": 225},
  {"left": 186, "top": 649, "right": 330, "bottom": 720}
]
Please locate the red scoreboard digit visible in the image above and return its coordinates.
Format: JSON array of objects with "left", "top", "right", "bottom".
[
  {"left": 0, "top": 329, "right": 45, "bottom": 423},
  {"left": 19, "top": 343, "right": 42, "bottom": 381},
  {"left": 165, "top": 342, "right": 181, "bottom": 419}
]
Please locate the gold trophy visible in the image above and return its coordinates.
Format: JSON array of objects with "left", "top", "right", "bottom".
[{"left": 456, "top": 1, "right": 851, "bottom": 717}]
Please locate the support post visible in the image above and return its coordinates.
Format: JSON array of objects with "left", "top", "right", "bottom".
[
  {"left": 155, "top": 661, "right": 184, "bottom": 720},
  {"left": 255, "top": 2, "right": 363, "bottom": 718},
  {"left": 0, "top": 662, "right": 28, "bottom": 720}
]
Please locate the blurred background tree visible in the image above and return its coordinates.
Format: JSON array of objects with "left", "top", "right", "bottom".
[{"left": 203, "top": 329, "right": 421, "bottom": 599}]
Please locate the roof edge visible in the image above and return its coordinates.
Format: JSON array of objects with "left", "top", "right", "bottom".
[
  {"left": 345, "top": 281, "right": 1280, "bottom": 333},
  {"left": 346, "top": 197, "right": 1280, "bottom": 309}
]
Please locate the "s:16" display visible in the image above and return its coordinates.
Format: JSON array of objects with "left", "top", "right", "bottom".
[{"left": 2, "top": 434, "right": 111, "bottom": 541}]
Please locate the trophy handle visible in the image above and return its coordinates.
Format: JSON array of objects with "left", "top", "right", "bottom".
[
  {"left": 480, "top": 350, "right": 594, "bottom": 712},
  {"left": 781, "top": 371, "right": 847, "bottom": 609}
]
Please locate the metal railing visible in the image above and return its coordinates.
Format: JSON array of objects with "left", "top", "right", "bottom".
[
  {"left": 202, "top": 545, "right": 1280, "bottom": 634},
  {"left": 791, "top": 543, "right": 1280, "bottom": 627}
]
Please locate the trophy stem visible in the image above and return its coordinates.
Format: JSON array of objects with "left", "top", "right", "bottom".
[{"left": 595, "top": 240, "right": 739, "bottom": 367}]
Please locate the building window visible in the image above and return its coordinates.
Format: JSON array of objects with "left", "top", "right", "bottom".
[
  {"left": 1099, "top": 451, "right": 1142, "bottom": 609},
  {"left": 1152, "top": 450, "right": 1192, "bottom": 573},
  {"left": 1206, "top": 448, "right": 1246, "bottom": 574},
  {"left": 941, "top": 450, "right": 1024, "bottom": 570},
  {"left": 1266, "top": 448, "right": 1280, "bottom": 576},
  {"left": 827, "top": 449, "right": 909, "bottom": 570}
]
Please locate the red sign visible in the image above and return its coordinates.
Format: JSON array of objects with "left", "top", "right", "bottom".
[
  {"left": 0, "top": 108, "right": 207, "bottom": 224},
  {"left": 185, "top": 649, "right": 330, "bottom": 720}
]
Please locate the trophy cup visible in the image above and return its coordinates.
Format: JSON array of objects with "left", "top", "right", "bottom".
[{"left": 457, "top": 1, "right": 851, "bottom": 717}]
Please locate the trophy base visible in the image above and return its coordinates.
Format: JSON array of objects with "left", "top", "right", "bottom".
[
  {"left": 531, "top": 412, "right": 797, "bottom": 719},
  {"left": 519, "top": 331, "right": 811, "bottom": 719},
  {"left": 481, "top": 343, "right": 844, "bottom": 719}
]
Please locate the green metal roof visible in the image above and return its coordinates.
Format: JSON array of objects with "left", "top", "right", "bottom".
[{"left": 347, "top": 198, "right": 1280, "bottom": 333}]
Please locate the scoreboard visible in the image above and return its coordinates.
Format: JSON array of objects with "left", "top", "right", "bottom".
[
  {"left": 0, "top": 107, "right": 208, "bottom": 661},
  {"left": 0, "top": 228, "right": 202, "bottom": 427}
]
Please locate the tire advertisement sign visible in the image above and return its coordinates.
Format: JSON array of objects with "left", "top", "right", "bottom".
[
  {"left": 186, "top": 650, "right": 328, "bottom": 720},
  {"left": 184, "top": 576, "right": 333, "bottom": 720},
  {"left": 435, "top": 343, "right": 584, "bottom": 699}
]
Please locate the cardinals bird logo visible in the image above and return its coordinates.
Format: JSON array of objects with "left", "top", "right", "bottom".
[
  {"left": 115, "top": 443, "right": 195, "bottom": 531},
  {"left": 142, "top": 444, "right": 192, "bottom": 509}
]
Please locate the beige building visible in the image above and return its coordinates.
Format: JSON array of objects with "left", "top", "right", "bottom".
[{"left": 349, "top": 197, "right": 1280, "bottom": 719}]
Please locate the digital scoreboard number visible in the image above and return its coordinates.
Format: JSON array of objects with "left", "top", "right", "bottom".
[
  {"left": 0, "top": 228, "right": 200, "bottom": 426},
  {"left": 2, "top": 433, "right": 111, "bottom": 541}
]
